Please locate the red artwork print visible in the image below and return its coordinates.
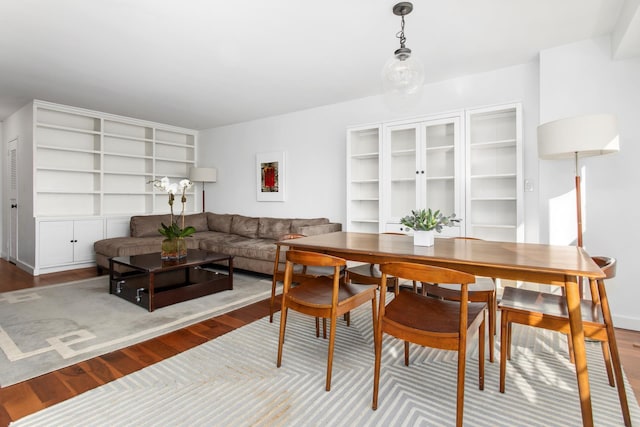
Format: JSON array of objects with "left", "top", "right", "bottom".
[{"left": 261, "top": 161, "right": 279, "bottom": 192}]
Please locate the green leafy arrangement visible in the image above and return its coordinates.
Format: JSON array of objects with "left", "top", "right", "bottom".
[{"left": 400, "top": 208, "right": 461, "bottom": 232}]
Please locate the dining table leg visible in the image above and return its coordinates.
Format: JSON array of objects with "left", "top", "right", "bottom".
[{"left": 565, "top": 274, "right": 593, "bottom": 427}]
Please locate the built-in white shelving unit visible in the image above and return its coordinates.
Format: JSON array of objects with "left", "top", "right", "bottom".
[
  {"left": 34, "top": 101, "right": 196, "bottom": 216},
  {"left": 30, "top": 100, "right": 199, "bottom": 274},
  {"left": 466, "top": 104, "right": 523, "bottom": 242},
  {"left": 346, "top": 125, "right": 382, "bottom": 233},
  {"left": 347, "top": 103, "right": 522, "bottom": 243}
]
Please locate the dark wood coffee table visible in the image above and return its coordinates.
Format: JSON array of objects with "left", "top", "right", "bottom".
[{"left": 108, "top": 249, "right": 233, "bottom": 311}]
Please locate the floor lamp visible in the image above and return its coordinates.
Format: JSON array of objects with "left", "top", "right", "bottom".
[
  {"left": 189, "top": 167, "right": 217, "bottom": 212},
  {"left": 537, "top": 114, "right": 619, "bottom": 248}
]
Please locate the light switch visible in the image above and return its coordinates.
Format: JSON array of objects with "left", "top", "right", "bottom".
[{"left": 524, "top": 179, "right": 534, "bottom": 192}]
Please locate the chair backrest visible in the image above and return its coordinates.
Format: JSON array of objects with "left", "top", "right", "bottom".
[
  {"left": 380, "top": 262, "right": 475, "bottom": 291},
  {"left": 380, "top": 262, "right": 477, "bottom": 336},
  {"left": 593, "top": 256, "right": 616, "bottom": 280},
  {"left": 273, "top": 233, "right": 307, "bottom": 278},
  {"left": 283, "top": 250, "right": 346, "bottom": 296}
]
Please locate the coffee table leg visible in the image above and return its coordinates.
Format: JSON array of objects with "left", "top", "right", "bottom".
[
  {"left": 228, "top": 257, "right": 234, "bottom": 289},
  {"left": 149, "top": 272, "right": 155, "bottom": 312}
]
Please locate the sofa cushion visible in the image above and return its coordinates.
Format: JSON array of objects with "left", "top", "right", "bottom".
[
  {"left": 290, "top": 218, "right": 329, "bottom": 234},
  {"left": 183, "top": 213, "right": 208, "bottom": 232},
  {"left": 258, "top": 217, "right": 292, "bottom": 240},
  {"left": 207, "top": 213, "right": 234, "bottom": 233},
  {"left": 130, "top": 214, "right": 171, "bottom": 237},
  {"left": 218, "top": 238, "right": 278, "bottom": 262},
  {"left": 231, "top": 215, "right": 259, "bottom": 238}
]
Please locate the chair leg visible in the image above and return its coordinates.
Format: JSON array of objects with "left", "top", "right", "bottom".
[
  {"left": 456, "top": 335, "right": 467, "bottom": 427},
  {"left": 269, "top": 278, "right": 278, "bottom": 323},
  {"left": 372, "top": 317, "right": 382, "bottom": 410},
  {"left": 479, "top": 315, "right": 485, "bottom": 390},
  {"left": 326, "top": 315, "right": 338, "bottom": 391},
  {"left": 599, "top": 281, "right": 632, "bottom": 426},
  {"left": 488, "top": 293, "right": 495, "bottom": 363},
  {"left": 601, "top": 341, "right": 615, "bottom": 387},
  {"left": 500, "top": 311, "right": 508, "bottom": 393},
  {"left": 277, "top": 306, "right": 289, "bottom": 367},
  {"left": 404, "top": 341, "right": 410, "bottom": 366},
  {"left": 315, "top": 318, "right": 320, "bottom": 337}
]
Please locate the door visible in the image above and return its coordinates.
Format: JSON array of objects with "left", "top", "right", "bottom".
[{"left": 8, "top": 138, "right": 18, "bottom": 263}]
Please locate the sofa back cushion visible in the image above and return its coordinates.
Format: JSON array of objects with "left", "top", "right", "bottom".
[
  {"left": 207, "top": 213, "right": 234, "bottom": 233},
  {"left": 290, "top": 218, "right": 329, "bottom": 234},
  {"left": 258, "top": 217, "right": 292, "bottom": 240},
  {"left": 231, "top": 215, "right": 259, "bottom": 238},
  {"left": 130, "top": 214, "right": 171, "bottom": 237},
  {"left": 183, "top": 213, "right": 208, "bottom": 232}
]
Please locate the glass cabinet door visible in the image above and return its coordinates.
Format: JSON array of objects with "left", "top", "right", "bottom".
[
  {"left": 387, "top": 125, "right": 417, "bottom": 223},
  {"left": 420, "top": 118, "right": 459, "bottom": 219}
]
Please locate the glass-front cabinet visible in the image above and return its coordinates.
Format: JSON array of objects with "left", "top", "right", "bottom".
[{"left": 382, "top": 115, "right": 462, "bottom": 236}]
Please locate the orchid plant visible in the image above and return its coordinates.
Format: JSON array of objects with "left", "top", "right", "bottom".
[{"left": 150, "top": 176, "right": 196, "bottom": 239}]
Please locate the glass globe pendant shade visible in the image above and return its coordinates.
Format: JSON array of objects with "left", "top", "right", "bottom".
[
  {"left": 382, "top": 48, "right": 424, "bottom": 109},
  {"left": 382, "top": 50, "right": 424, "bottom": 95}
]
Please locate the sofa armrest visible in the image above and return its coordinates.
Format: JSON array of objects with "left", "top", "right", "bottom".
[{"left": 296, "top": 222, "right": 342, "bottom": 236}]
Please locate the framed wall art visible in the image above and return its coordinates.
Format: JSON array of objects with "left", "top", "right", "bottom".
[{"left": 256, "top": 151, "right": 285, "bottom": 202}]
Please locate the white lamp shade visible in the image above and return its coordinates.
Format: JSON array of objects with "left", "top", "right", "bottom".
[
  {"left": 537, "top": 114, "right": 620, "bottom": 160},
  {"left": 189, "top": 167, "right": 217, "bottom": 182}
]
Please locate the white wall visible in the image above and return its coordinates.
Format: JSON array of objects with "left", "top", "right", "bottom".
[
  {"left": 539, "top": 36, "right": 640, "bottom": 329},
  {"left": 199, "top": 62, "right": 540, "bottom": 241},
  {"left": 1, "top": 102, "right": 35, "bottom": 269}
]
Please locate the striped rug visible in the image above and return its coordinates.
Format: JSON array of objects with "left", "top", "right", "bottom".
[{"left": 13, "top": 303, "right": 640, "bottom": 426}]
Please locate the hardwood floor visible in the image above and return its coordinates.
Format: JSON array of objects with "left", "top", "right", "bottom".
[{"left": 0, "top": 259, "right": 639, "bottom": 426}]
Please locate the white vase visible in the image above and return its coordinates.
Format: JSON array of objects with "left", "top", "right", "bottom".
[{"left": 413, "top": 230, "right": 435, "bottom": 247}]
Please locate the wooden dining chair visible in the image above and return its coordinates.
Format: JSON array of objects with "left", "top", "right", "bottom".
[
  {"left": 277, "top": 250, "right": 378, "bottom": 391},
  {"left": 498, "top": 256, "right": 631, "bottom": 426},
  {"left": 421, "top": 237, "right": 497, "bottom": 362},
  {"left": 270, "top": 233, "right": 306, "bottom": 323},
  {"left": 372, "top": 262, "right": 486, "bottom": 427},
  {"left": 345, "top": 232, "right": 407, "bottom": 294},
  {"left": 271, "top": 233, "right": 331, "bottom": 338}
]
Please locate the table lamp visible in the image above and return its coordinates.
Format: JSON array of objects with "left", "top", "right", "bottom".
[
  {"left": 189, "top": 167, "right": 217, "bottom": 212},
  {"left": 537, "top": 114, "right": 619, "bottom": 247}
]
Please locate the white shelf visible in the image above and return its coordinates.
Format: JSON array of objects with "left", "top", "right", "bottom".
[
  {"left": 103, "top": 132, "right": 153, "bottom": 143},
  {"left": 37, "top": 122, "right": 101, "bottom": 135},
  {"left": 34, "top": 101, "right": 197, "bottom": 217},
  {"left": 470, "top": 139, "right": 517, "bottom": 149}
]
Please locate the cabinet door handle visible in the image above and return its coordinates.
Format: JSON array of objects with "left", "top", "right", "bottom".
[{"left": 11, "top": 204, "right": 17, "bottom": 208}]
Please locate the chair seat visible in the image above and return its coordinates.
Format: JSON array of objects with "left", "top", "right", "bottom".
[
  {"left": 423, "top": 276, "right": 495, "bottom": 299},
  {"left": 384, "top": 290, "right": 487, "bottom": 335},
  {"left": 500, "top": 286, "right": 604, "bottom": 325},
  {"left": 347, "top": 263, "right": 397, "bottom": 287},
  {"left": 288, "top": 277, "right": 377, "bottom": 311}
]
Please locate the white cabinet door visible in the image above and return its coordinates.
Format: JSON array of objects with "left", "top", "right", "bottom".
[
  {"left": 39, "top": 220, "right": 75, "bottom": 267},
  {"left": 38, "top": 219, "right": 104, "bottom": 267},
  {"left": 73, "top": 219, "right": 104, "bottom": 263}
]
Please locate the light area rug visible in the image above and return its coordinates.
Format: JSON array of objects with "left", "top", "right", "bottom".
[
  {"left": 12, "top": 303, "right": 640, "bottom": 427},
  {"left": 0, "top": 271, "right": 274, "bottom": 387}
]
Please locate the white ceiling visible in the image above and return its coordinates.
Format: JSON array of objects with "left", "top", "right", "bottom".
[{"left": 0, "top": 0, "right": 637, "bottom": 130}]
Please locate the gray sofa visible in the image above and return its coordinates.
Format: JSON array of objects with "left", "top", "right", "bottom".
[{"left": 94, "top": 212, "right": 342, "bottom": 275}]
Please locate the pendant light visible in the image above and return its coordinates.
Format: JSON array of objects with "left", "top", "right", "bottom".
[{"left": 382, "top": 2, "right": 424, "bottom": 108}]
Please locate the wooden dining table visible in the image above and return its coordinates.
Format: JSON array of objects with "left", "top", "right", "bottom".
[{"left": 279, "top": 231, "right": 606, "bottom": 427}]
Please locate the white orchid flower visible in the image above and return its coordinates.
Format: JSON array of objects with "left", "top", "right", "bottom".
[
  {"left": 166, "top": 183, "right": 179, "bottom": 195},
  {"left": 159, "top": 176, "right": 170, "bottom": 189},
  {"left": 179, "top": 179, "right": 193, "bottom": 190}
]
